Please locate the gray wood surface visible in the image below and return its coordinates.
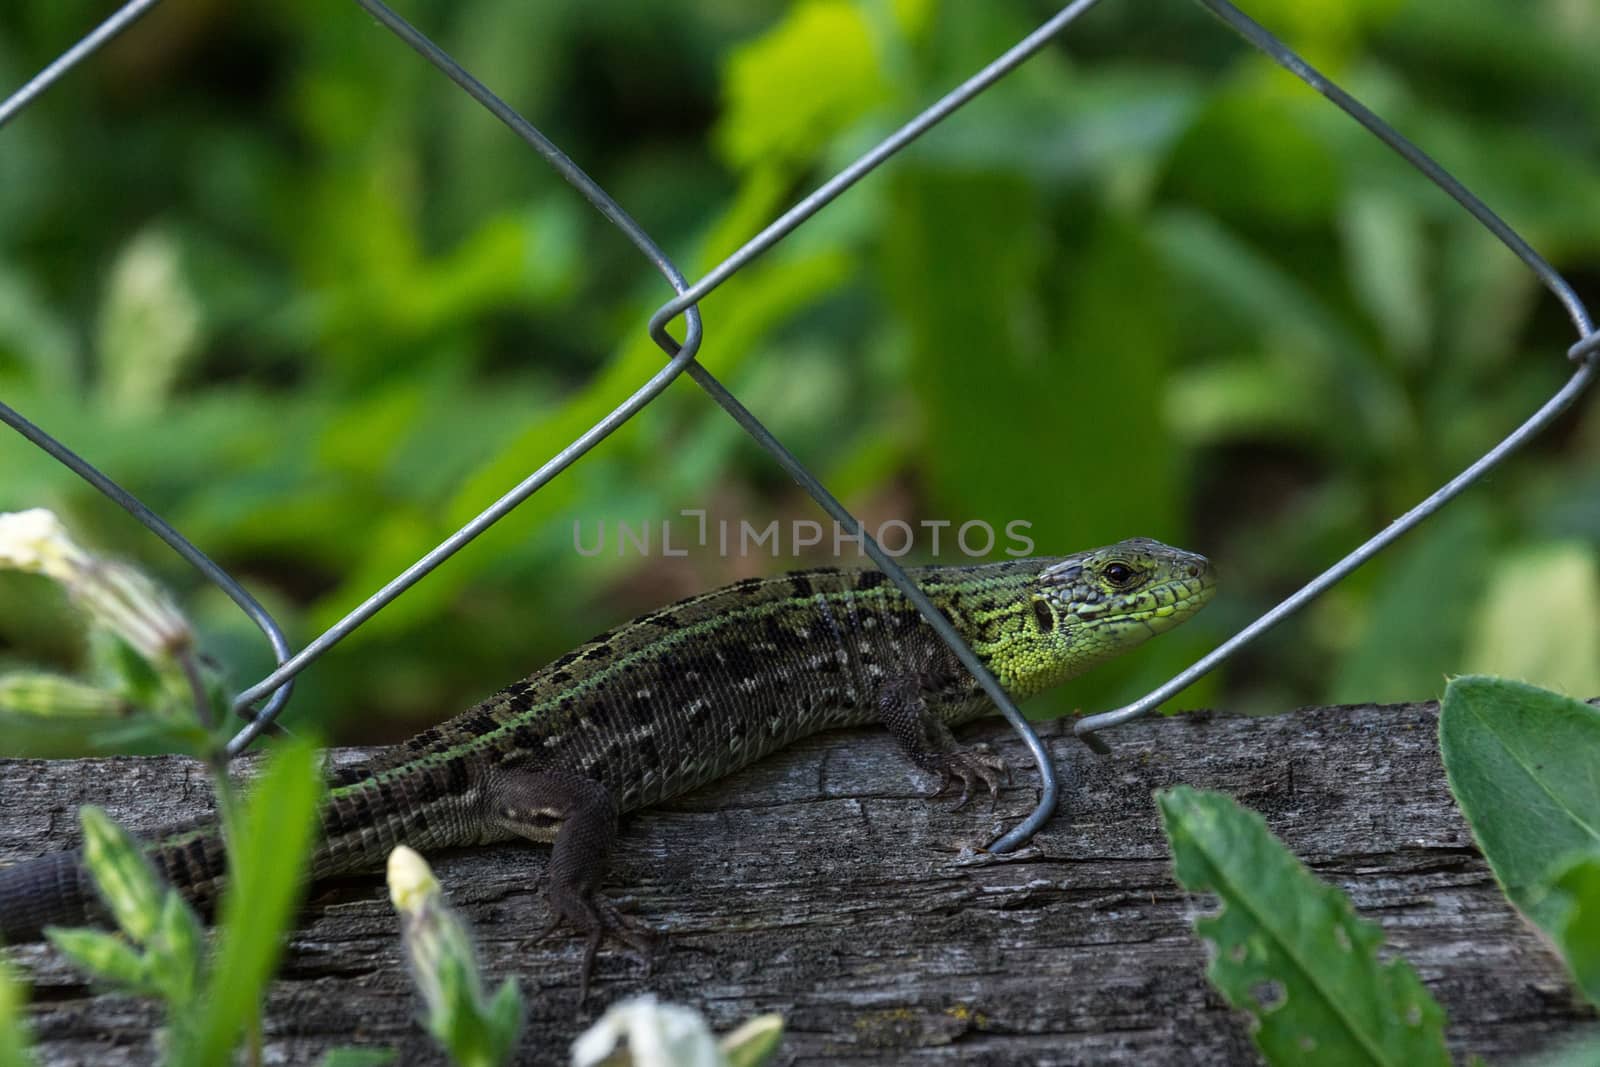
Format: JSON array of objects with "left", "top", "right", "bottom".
[{"left": 2, "top": 702, "right": 1595, "bottom": 1065}]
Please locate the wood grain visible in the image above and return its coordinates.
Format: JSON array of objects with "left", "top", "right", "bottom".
[{"left": 3, "top": 702, "right": 1593, "bottom": 1065}]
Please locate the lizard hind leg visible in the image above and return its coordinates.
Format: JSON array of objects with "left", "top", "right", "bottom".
[
  {"left": 876, "top": 677, "right": 1012, "bottom": 812},
  {"left": 488, "top": 767, "right": 657, "bottom": 1001}
]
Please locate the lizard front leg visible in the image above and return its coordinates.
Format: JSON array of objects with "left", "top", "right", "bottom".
[
  {"left": 875, "top": 675, "right": 1011, "bottom": 810},
  {"left": 487, "top": 767, "right": 655, "bottom": 1000}
]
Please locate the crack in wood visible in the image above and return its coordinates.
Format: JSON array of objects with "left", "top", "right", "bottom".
[{"left": 2, "top": 701, "right": 1595, "bottom": 1066}]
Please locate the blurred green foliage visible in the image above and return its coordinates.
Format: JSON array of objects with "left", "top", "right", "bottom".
[{"left": 1, "top": 0, "right": 1597, "bottom": 747}]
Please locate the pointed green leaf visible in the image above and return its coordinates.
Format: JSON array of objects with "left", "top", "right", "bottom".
[
  {"left": 172, "top": 737, "right": 323, "bottom": 1067},
  {"left": 721, "top": 1013, "right": 785, "bottom": 1067},
  {"left": 0, "top": 962, "right": 35, "bottom": 1067},
  {"left": 147, "top": 891, "right": 205, "bottom": 1005},
  {"left": 319, "top": 1049, "right": 396, "bottom": 1067},
  {"left": 1439, "top": 676, "right": 1600, "bottom": 931},
  {"left": 1340, "top": 189, "right": 1430, "bottom": 363},
  {"left": 714, "top": 0, "right": 887, "bottom": 170},
  {"left": 1158, "top": 786, "right": 1449, "bottom": 1066},
  {"left": 0, "top": 672, "right": 128, "bottom": 719},
  {"left": 484, "top": 978, "right": 525, "bottom": 1066},
  {"left": 77, "top": 806, "right": 164, "bottom": 945},
  {"left": 1544, "top": 855, "right": 1600, "bottom": 1007},
  {"left": 44, "top": 928, "right": 152, "bottom": 995}
]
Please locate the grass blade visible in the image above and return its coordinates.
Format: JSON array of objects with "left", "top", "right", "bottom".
[{"left": 174, "top": 737, "right": 323, "bottom": 1066}]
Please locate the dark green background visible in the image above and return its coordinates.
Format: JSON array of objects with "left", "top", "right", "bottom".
[{"left": 1, "top": 0, "right": 1596, "bottom": 747}]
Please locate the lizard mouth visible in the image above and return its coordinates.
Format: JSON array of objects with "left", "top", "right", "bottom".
[{"left": 1076, "top": 567, "right": 1217, "bottom": 631}]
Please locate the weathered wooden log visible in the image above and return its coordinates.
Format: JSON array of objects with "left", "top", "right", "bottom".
[{"left": 2, "top": 702, "right": 1593, "bottom": 1065}]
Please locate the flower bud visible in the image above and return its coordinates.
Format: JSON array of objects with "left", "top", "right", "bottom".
[
  {"left": 0, "top": 672, "right": 128, "bottom": 718},
  {"left": 0, "top": 509, "right": 192, "bottom": 660},
  {"left": 386, "top": 846, "right": 523, "bottom": 1067}
]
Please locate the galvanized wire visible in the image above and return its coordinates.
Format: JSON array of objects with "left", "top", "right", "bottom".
[
  {"left": 0, "top": 0, "right": 1594, "bottom": 849},
  {"left": 1074, "top": 0, "right": 1598, "bottom": 748},
  {"left": 0, "top": 0, "right": 162, "bottom": 130}
]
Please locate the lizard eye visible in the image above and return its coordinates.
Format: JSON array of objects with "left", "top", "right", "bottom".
[
  {"left": 1031, "top": 598, "right": 1055, "bottom": 633},
  {"left": 1103, "top": 563, "right": 1134, "bottom": 587}
]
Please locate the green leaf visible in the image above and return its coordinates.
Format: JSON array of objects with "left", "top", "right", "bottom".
[
  {"left": 172, "top": 738, "right": 324, "bottom": 1067},
  {"left": 1439, "top": 676, "right": 1600, "bottom": 932},
  {"left": 318, "top": 1049, "right": 397, "bottom": 1067},
  {"left": 1158, "top": 786, "right": 1449, "bottom": 1066},
  {"left": 0, "top": 672, "right": 128, "bottom": 718},
  {"left": 146, "top": 891, "right": 205, "bottom": 1006},
  {"left": 44, "top": 928, "right": 152, "bottom": 995},
  {"left": 1340, "top": 188, "right": 1430, "bottom": 364},
  {"left": 0, "top": 962, "right": 35, "bottom": 1067},
  {"left": 1151, "top": 209, "right": 1409, "bottom": 463},
  {"left": 77, "top": 806, "right": 164, "bottom": 945},
  {"left": 0, "top": 712, "right": 212, "bottom": 759},
  {"left": 714, "top": 0, "right": 888, "bottom": 170},
  {"left": 388, "top": 846, "right": 524, "bottom": 1067},
  {"left": 87, "top": 719, "right": 213, "bottom": 759},
  {"left": 90, "top": 631, "right": 166, "bottom": 715},
  {"left": 1464, "top": 544, "right": 1600, "bottom": 698},
  {"left": 720, "top": 1013, "right": 785, "bottom": 1067},
  {"left": 1331, "top": 501, "right": 1493, "bottom": 704},
  {"left": 428, "top": 957, "right": 521, "bottom": 1067},
  {"left": 1544, "top": 854, "right": 1600, "bottom": 1007},
  {"left": 482, "top": 977, "right": 525, "bottom": 1067}
]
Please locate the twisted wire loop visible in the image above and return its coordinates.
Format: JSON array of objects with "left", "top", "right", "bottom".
[
  {"left": 2, "top": 0, "right": 1594, "bottom": 850},
  {"left": 0, "top": 0, "right": 296, "bottom": 729},
  {"left": 342, "top": 0, "right": 1129, "bottom": 851},
  {"left": 1571, "top": 330, "right": 1600, "bottom": 366},
  {"left": 1074, "top": 0, "right": 1597, "bottom": 750}
]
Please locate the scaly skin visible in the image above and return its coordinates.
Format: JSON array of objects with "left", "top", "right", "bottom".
[{"left": 0, "top": 538, "right": 1214, "bottom": 993}]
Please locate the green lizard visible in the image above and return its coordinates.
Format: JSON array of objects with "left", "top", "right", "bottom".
[{"left": 0, "top": 537, "right": 1213, "bottom": 995}]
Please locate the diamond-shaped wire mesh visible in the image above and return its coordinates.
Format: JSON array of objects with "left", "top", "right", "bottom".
[{"left": 0, "top": 0, "right": 1594, "bottom": 852}]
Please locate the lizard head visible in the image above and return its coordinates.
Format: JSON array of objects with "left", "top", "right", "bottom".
[{"left": 975, "top": 537, "right": 1216, "bottom": 699}]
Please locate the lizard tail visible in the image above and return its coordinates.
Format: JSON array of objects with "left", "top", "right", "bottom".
[
  {"left": 0, "top": 850, "right": 96, "bottom": 943},
  {"left": 0, "top": 820, "right": 229, "bottom": 944}
]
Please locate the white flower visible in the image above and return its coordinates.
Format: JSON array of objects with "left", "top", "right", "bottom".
[
  {"left": 571, "top": 995, "right": 725, "bottom": 1067},
  {"left": 78, "top": 560, "right": 193, "bottom": 659},
  {"left": 0, "top": 508, "right": 93, "bottom": 583},
  {"left": 0, "top": 508, "right": 191, "bottom": 659}
]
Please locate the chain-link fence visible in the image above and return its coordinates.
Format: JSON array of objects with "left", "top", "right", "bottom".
[{"left": 1, "top": 0, "right": 1594, "bottom": 853}]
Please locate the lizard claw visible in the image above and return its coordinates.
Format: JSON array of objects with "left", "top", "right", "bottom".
[
  {"left": 932, "top": 746, "right": 1010, "bottom": 813},
  {"left": 541, "top": 885, "right": 659, "bottom": 1003}
]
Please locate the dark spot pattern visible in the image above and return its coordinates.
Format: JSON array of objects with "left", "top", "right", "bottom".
[
  {"left": 855, "top": 569, "right": 888, "bottom": 590},
  {"left": 287, "top": 543, "right": 1209, "bottom": 895}
]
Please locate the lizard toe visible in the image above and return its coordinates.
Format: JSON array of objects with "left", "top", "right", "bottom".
[
  {"left": 936, "top": 749, "right": 1010, "bottom": 813},
  {"left": 543, "top": 885, "right": 658, "bottom": 1002}
]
